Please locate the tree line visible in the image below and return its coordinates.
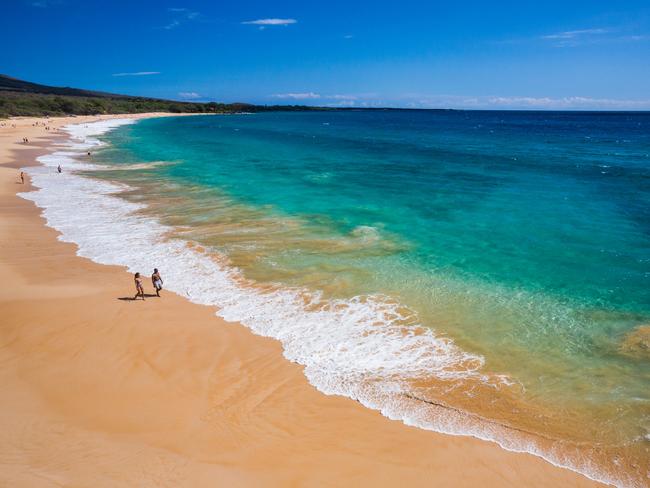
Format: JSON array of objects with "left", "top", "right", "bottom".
[{"left": 0, "top": 91, "right": 329, "bottom": 118}]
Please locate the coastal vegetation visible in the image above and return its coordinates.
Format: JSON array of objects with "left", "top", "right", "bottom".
[{"left": 0, "top": 74, "right": 323, "bottom": 117}]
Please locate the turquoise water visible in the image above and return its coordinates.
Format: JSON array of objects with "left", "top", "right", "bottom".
[{"left": 97, "top": 111, "right": 650, "bottom": 483}]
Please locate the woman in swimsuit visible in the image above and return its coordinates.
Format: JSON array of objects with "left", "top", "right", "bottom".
[{"left": 134, "top": 272, "right": 145, "bottom": 300}]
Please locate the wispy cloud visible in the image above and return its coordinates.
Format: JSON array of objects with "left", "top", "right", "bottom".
[
  {"left": 269, "top": 91, "right": 650, "bottom": 110},
  {"left": 343, "top": 34, "right": 354, "bottom": 39},
  {"left": 273, "top": 92, "right": 320, "bottom": 100},
  {"left": 541, "top": 28, "right": 609, "bottom": 40},
  {"left": 485, "top": 96, "right": 650, "bottom": 110},
  {"left": 409, "top": 94, "right": 650, "bottom": 110},
  {"left": 324, "top": 99, "right": 384, "bottom": 108},
  {"left": 165, "top": 7, "right": 199, "bottom": 29},
  {"left": 178, "top": 92, "right": 202, "bottom": 99},
  {"left": 242, "top": 18, "right": 297, "bottom": 29},
  {"left": 112, "top": 71, "right": 160, "bottom": 77},
  {"left": 538, "top": 27, "right": 649, "bottom": 47},
  {"left": 272, "top": 93, "right": 376, "bottom": 105}
]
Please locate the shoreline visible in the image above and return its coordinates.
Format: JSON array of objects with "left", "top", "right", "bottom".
[{"left": 0, "top": 114, "right": 606, "bottom": 487}]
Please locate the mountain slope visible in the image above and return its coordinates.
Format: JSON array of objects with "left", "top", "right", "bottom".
[
  {"left": 0, "top": 74, "right": 132, "bottom": 99},
  {"left": 0, "top": 75, "right": 326, "bottom": 117}
]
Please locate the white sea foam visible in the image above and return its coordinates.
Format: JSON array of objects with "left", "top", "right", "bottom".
[{"left": 18, "top": 118, "right": 630, "bottom": 488}]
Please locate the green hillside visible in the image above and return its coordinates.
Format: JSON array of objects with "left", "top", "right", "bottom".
[{"left": 0, "top": 75, "right": 321, "bottom": 117}]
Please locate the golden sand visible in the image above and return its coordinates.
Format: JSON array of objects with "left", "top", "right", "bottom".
[{"left": 0, "top": 114, "right": 605, "bottom": 487}]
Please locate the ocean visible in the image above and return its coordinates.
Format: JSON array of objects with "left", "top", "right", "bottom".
[{"left": 22, "top": 110, "right": 650, "bottom": 487}]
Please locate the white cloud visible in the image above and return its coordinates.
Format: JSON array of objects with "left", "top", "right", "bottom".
[
  {"left": 267, "top": 92, "right": 650, "bottom": 110},
  {"left": 497, "top": 26, "right": 648, "bottom": 47},
  {"left": 325, "top": 100, "right": 384, "bottom": 108},
  {"left": 272, "top": 93, "right": 364, "bottom": 101},
  {"left": 271, "top": 93, "right": 381, "bottom": 105},
  {"left": 539, "top": 27, "right": 649, "bottom": 47},
  {"left": 164, "top": 8, "right": 199, "bottom": 29},
  {"left": 343, "top": 34, "right": 354, "bottom": 39},
  {"left": 541, "top": 28, "right": 608, "bottom": 40},
  {"left": 178, "top": 92, "right": 201, "bottom": 99},
  {"left": 486, "top": 96, "right": 650, "bottom": 110},
  {"left": 112, "top": 71, "right": 160, "bottom": 77},
  {"left": 273, "top": 92, "right": 321, "bottom": 100},
  {"left": 326, "top": 100, "right": 357, "bottom": 108},
  {"left": 242, "top": 18, "right": 297, "bottom": 26},
  {"left": 411, "top": 94, "right": 650, "bottom": 110}
]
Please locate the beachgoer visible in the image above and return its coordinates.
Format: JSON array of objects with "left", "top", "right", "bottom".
[
  {"left": 20, "top": 171, "right": 24, "bottom": 184},
  {"left": 57, "top": 164, "right": 62, "bottom": 173},
  {"left": 152, "top": 268, "right": 163, "bottom": 297},
  {"left": 134, "top": 272, "right": 145, "bottom": 300}
]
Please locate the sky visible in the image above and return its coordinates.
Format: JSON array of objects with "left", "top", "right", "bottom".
[{"left": 2, "top": 0, "right": 650, "bottom": 110}]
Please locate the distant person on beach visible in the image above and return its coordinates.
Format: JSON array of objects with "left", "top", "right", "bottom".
[
  {"left": 134, "top": 272, "right": 145, "bottom": 300},
  {"left": 57, "top": 164, "right": 62, "bottom": 173},
  {"left": 152, "top": 268, "right": 163, "bottom": 297},
  {"left": 20, "top": 171, "right": 24, "bottom": 184}
]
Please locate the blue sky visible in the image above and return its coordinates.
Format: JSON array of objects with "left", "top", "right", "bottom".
[{"left": 2, "top": 0, "right": 650, "bottom": 109}]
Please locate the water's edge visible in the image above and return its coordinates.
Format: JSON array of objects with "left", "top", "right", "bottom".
[{"left": 18, "top": 117, "right": 626, "bottom": 487}]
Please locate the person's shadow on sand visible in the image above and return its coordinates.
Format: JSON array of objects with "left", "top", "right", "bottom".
[{"left": 117, "top": 294, "right": 159, "bottom": 301}]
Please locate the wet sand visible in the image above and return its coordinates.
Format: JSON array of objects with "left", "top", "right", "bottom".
[{"left": 0, "top": 114, "right": 605, "bottom": 487}]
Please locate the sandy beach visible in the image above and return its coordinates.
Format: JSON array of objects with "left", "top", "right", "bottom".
[{"left": 0, "top": 114, "right": 606, "bottom": 487}]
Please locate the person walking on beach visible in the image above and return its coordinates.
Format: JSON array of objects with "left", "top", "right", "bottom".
[
  {"left": 151, "top": 268, "right": 163, "bottom": 297},
  {"left": 20, "top": 171, "right": 24, "bottom": 184},
  {"left": 57, "top": 164, "right": 62, "bottom": 173},
  {"left": 134, "top": 272, "right": 145, "bottom": 300}
]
